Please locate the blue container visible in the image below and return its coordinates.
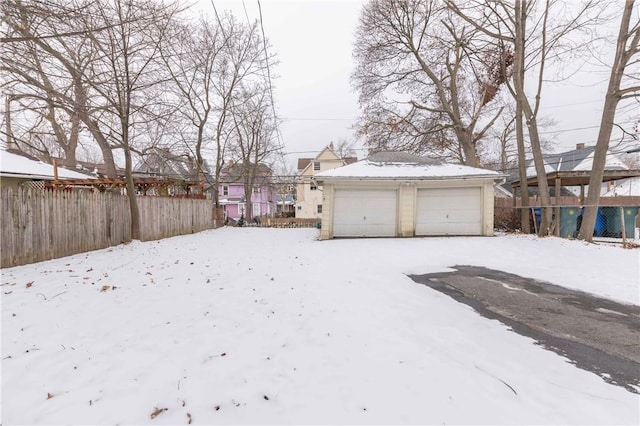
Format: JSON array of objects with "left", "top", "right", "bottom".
[
  {"left": 577, "top": 207, "right": 607, "bottom": 237},
  {"left": 560, "top": 207, "right": 580, "bottom": 238},
  {"left": 595, "top": 208, "right": 607, "bottom": 237}
]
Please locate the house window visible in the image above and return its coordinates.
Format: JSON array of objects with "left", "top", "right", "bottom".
[
  {"left": 314, "top": 161, "right": 320, "bottom": 171},
  {"left": 297, "top": 206, "right": 302, "bottom": 211},
  {"left": 317, "top": 204, "right": 322, "bottom": 214},
  {"left": 222, "top": 185, "right": 228, "bottom": 196},
  {"left": 310, "top": 183, "right": 317, "bottom": 191},
  {"left": 253, "top": 186, "right": 260, "bottom": 194},
  {"left": 253, "top": 203, "right": 261, "bottom": 217}
]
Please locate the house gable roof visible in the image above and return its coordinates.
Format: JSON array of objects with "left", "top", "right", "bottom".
[
  {"left": 315, "top": 151, "right": 501, "bottom": 180},
  {"left": 514, "top": 144, "right": 639, "bottom": 188},
  {"left": 528, "top": 145, "right": 629, "bottom": 175},
  {"left": 315, "top": 145, "right": 341, "bottom": 161},
  {"left": 297, "top": 144, "right": 359, "bottom": 177},
  {"left": 134, "top": 148, "right": 212, "bottom": 181},
  {"left": 219, "top": 162, "right": 272, "bottom": 185},
  {"left": 297, "top": 158, "right": 312, "bottom": 171}
]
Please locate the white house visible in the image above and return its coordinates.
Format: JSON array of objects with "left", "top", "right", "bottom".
[
  {"left": 295, "top": 144, "right": 357, "bottom": 219},
  {"left": 315, "top": 152, "right": 504, "bottom": 239},
  {"left": 604, "top": 177, "right": 640, "bottom": 197}
]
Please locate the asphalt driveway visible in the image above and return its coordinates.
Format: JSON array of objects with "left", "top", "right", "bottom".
[{"left": 409, "top": 266, "right": 640, "bottom": 393}]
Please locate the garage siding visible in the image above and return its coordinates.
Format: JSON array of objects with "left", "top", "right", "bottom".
[
  {"left": 333, "top": 189, "right": 397, "bottom": 237},
  {"left": 415, "top": 187, "right": 482, "bottom": 235}
]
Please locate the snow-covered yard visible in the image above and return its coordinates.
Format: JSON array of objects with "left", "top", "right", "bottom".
[{"left": 2, "top": 228, "right": 639, "bottom": 424}]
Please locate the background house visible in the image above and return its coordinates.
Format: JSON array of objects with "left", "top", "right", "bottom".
[
  {"left": 604, "top": 176, "right": 640, "bottom": 197},
  {"left": 276, "top": 193, "right": 296, "bottom": 216},
  {"left": 512, "top": 143, "right": 637, "bottom": 198},
  {"left": 133, "top": 148, "right": 214, "bottom": 197},
  {"left": 295, "top": 144, "right": 357, "bottom": 219},
  {"left": 315, "top": 152, "right": 502, "bottom": 239},
  {"left": 218, "top": 162, "right": 277, "bottom": 221}
]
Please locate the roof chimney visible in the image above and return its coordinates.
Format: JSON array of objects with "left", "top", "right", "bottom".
[{"left": 576, "top": 143, "right": 585, "bottom": 150}]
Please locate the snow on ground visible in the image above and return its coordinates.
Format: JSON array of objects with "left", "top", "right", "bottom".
[{"left": 2, "top": 229, "right": 639, "bottom": 425}]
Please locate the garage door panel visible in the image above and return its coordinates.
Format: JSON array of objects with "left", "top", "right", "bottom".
[
  {"left": 333, "top": 190, "right": 397, "bottom": 237},
  {"left": 416, "top": 187, "right": 482, "bottom": 235}
]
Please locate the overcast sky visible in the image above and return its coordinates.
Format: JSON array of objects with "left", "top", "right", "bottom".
[
  {"left": 202, "top": 1, "right": 636, "bottom": 168},
  {"left": 206, "top": 0, "right": 365, "bottom": 168}
]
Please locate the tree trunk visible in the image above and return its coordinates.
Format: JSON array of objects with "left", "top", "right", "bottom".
[
  {"left": 515, "top": 94, "right": 531, "bottom": 233},
  {"left": 514, "top": 0, "right": 530, "bottom": 233},
  {"left": 78, "top": 111, "right": 118, "bottom": 177},
  {"left": 579, "top": 0, "right": 635, "bottom": 242},
  {"left": 523, "top": 104, "right": 553, "bottom": 235},
  {"left": 123, "top": 139, "right": 141, "bottom": 240},
  {"left": 514, "top": 0, "right": 552, "bottom": 236},
  {"left": 460, "top": 130, "right": 477, "bottom": 167}
]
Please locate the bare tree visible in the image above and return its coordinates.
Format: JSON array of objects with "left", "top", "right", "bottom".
[
  {"left": 272, "top": 160, "right": 297, "bottom": 217},
  {"left": 1, "top": 0, "right": 118, "bottom": 175},
  {"left": 160, "top": 17, "right": 225, "bottom": 180},
  {"left": 579, "top": 0, "right": 640, "bottom": 241},
  {"left": 228, "top": 83, "right": 280, "bottom": 221},
  {"left": 447, "top": 0, "right": 606, "bottom": 235},
  {"left": 204, "top": 11, "right": 272, "bottom": 210},
  {"left": 84, "top": 0, "right": 180, "bottom": 239},
  {"left": 332, "top": 138, "right": 358, "bottom": 159},
  {"left": 352, "top": 0, "right": 510, "bottom": 166},
  {"left": 483, "top": 95, "right": 557, "bottom": 173}
]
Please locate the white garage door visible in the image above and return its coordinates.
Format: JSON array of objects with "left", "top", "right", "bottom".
[
  {"left": 333, "top": 189, "right": 397, "bottom": 237},
  {"left": 416, "top": 187, "right": 482, "bottom": 235}
]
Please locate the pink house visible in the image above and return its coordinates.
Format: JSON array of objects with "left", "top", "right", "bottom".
[{"left": 218, "top": 163, "right": 277, "bottom": 221}]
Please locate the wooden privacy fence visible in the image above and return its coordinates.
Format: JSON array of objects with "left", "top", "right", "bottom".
[
  {"left": 137, "top": 196, "right": 213, "bottom": 241},
  {"left": 1, "top": 187, "right": 213, "bottom": 268}
]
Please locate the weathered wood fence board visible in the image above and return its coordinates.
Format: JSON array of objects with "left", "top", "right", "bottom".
[
  {"left": 137, "top": 196, "right": 213, "bottom": 241},
  {"left": 1, "top": 187, "right": 213, "bottom": 268}
]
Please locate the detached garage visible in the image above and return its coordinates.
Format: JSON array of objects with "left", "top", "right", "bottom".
[{"left": 315, "top": 152, "right": 503, "bottom": 240}]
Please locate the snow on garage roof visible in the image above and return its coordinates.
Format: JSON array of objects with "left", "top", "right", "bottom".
[
  {"left": 1, "top": 149, "right": 97, "bottom": 181},
  {"left": 315, "top": 152, "right": 502, "bottom": 180}
]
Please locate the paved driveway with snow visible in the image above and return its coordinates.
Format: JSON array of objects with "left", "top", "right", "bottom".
[
  {"left": 2, "top": 228, "right": 639, "bottom": 424},
  {"left": 410, "top": 266, "right": 640, "bottom": 393}
]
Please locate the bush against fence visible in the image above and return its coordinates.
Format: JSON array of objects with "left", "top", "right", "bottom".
[{"left": 1, "top": 187, "right": 213, "bottom": 268}]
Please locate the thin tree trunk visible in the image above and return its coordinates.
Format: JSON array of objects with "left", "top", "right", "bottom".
[
  {"left": 515, "top": 97, "right": 531, "bottom": 233},
  {"left": 514, "top": 0, "right": 552, "bottom": 236},
  {"left": 124, "top": 143, "right": 141, "bottom": 240},
  {"left": 579, "top": 0, "right": 636, "bottom": 241},
  {"left": 514, "top": 0, "right": 530, "bottom": 233},
  {"left": 522, "top": 101, "right": 553, "bottom": 235}
]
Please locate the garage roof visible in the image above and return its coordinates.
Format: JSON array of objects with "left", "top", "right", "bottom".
[
  {"left": 315, "top": 152, "right": 502, "bottom": 180},
  {"left": 1, "top": 149, "right": 97, "bottom": 181}
]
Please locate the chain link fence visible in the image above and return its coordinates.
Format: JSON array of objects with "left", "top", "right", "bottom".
[{"left": 495, "top": 197, "right": 640, "bottom": 245}]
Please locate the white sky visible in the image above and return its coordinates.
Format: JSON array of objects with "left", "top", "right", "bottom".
[
  {"left": 202, "top": 1, "right": 636, "bottom": 168},
  {"left": 207, "top": 0, "right": 366, "bottom": 168}
]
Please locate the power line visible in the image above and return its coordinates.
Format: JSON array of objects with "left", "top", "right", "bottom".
[
  {"left": 256, "top": 0, "right": 287, "bottom": 171},
  {"left": 281, "top": 117, "right": 357, "bottom": 122}
]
